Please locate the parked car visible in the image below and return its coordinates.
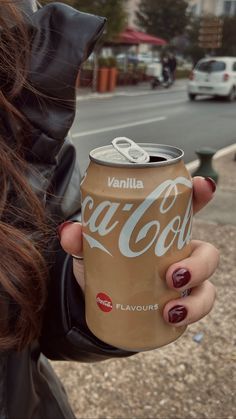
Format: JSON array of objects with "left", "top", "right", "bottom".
[
  {"left": 187, "top": 56, "right": 236, "bottom": 101},
  {"left": 116, "top": 54, "right": 139, "bottom": 65},
  {"left": 116, "top": 53, "right": 160, "bottom": 66}
]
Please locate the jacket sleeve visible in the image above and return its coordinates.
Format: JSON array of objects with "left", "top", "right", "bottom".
[
  {"left": 13, "top": 2, "right": 106, "bottom": 164},
  {"left": 38, "top": 138, "right": 136, "bottom": 361},
  {"left": 12, "top": 3, "right": 135, "bottom": 361}
]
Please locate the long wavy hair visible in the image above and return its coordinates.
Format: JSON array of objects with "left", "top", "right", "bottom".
[{"left": 0, "top": 2, "right": 49, "bottom": 351}]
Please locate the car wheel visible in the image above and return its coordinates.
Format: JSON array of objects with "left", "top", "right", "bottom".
[
  {"left": 227, "top": 87, "right": 236, "bottom": 102},
  {"left": 188, "top": 93, "right": 196, "bottom": 101}
]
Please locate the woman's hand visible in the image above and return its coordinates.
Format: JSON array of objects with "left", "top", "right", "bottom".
[
  {"left": 58, "top": 221, "right": 85, "bottom": 290},
  {"left": 58, "top": 176, "right": 219, "bottom": 327},
  {"left": 163, "top": 239, "right": 218, "bottom": 325}
]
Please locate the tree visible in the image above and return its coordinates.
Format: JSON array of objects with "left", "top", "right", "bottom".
[
  {"left": 76, "top": 0, "right": 127, "bottom": 43},
  {"left": 184, "top": 17, "right": 204, "bottom": 66},
  {"left": 136, "top": 0, "right": 189, "bottom": 42},
  {"left": 218, "top": 16, "right": 236, "bottom": 56},
  {"left": 41, "top": 0, "right": 127, "bottom": 91},
  {"left": 41, "top": 0, "right": 127, "bottom": 43}
]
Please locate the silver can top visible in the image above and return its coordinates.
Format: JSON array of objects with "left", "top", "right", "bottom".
[{"left": 89, "top": 141, "right": 184, "bottom": 168}]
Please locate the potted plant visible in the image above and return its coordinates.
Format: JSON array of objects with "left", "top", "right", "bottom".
[
  {"left": 97, "top": 57, "right": 109, "bottom": 93},
  {"left": 107, "top": 56, "right": 118, "bottom": 92}
]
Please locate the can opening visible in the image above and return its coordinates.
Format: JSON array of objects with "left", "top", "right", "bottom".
[
  {"left": 149, "top": 155, "right": 167, "bottom": 163},
  {"left": 89, "top": 143, "right": 184, "bottom": 167}
]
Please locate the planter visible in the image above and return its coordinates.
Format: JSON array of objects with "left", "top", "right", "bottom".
[
  {"left": 107, "top": 67, "right": 118, "bottom": 92},
  {"left": 97, "top": 67, "right": 109, "bottom": 93}
]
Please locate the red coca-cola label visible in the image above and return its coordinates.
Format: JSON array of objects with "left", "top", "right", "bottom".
[{"left": 96, "top": 293, "right": 113, "bottom": 312}]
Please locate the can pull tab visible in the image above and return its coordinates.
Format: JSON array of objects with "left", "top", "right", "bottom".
[{"left": 112, "top": 137, "right": 150, "bottom": 163}]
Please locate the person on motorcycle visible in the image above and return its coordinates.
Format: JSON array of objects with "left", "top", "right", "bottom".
[{"left": 162, "top": 56, "right": 171, "bottom": 86}]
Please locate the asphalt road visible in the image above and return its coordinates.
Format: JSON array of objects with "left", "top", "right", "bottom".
[{"left": 71, "top": 83, "right": 236, "bottom": 174}]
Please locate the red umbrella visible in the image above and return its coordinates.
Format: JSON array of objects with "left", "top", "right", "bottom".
[
  {"left": 118, "top": 27, "right": 167, "bottom": 46},
  {"left": 117, "top": 30, "right": 140, "bottom": 45}
]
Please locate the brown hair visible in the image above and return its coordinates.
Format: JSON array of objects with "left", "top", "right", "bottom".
[{"left": 0, "top": 2, "right": 49, "bottom": 350}]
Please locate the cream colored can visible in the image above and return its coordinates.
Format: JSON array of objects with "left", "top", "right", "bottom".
[{"left": 80, "top": 141, "right": 192, "bottom": 351}]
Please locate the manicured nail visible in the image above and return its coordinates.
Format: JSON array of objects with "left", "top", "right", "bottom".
[
  {"left": 205, "top": 177, "right": 216, "bottom": 193},
  {"left": 172, "top": 268, "right": 191, "bottom": 288},
  {"left": 168, "top": 305, "right": 187, "bottom": 323},
  {"left": 57, "top": 221, "right": 73, "bottom": 240}
]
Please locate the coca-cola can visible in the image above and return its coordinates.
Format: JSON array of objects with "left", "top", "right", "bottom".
[{"left": 80, "top": 140, "right": 193, "bottom": 351}]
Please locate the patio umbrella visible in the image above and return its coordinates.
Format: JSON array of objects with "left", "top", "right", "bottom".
[
  {"left": 116, "top": 28, "right": 140, "bottom": 45},
  {"left": 117, "top": 27, "right": 167, "bottom": 46}
]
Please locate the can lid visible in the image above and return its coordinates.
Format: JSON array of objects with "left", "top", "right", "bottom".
[
  {"left": 89, "top": 142, "right": 184, "bottom": 167},
  {"left": 111, "top": 137, "right": 150, "bottom": 163}
]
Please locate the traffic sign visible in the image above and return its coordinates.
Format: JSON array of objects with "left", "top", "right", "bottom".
[
  {"left": 198, "top": 17, "right": 223, "bottom": 49},
  {"left": 198, "top": 34, "right": 222, "bottom": 42},
  {"left": 198, "top": 42, "right": 222, "bottom": 49},
  {"left": 200, "top": 17, "right": 223, "bottom": 27},
  {"left": 199, "top": 27, "right": 223, "bottom": 35}
]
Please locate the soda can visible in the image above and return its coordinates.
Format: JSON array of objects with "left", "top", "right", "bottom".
[{"left": 80, "top": 139, "right": 193, "bottom": 351}]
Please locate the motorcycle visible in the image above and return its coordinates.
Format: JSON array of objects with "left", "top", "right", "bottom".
[{"left": 150, "top": 66, "right": 172, "bottom": 89}]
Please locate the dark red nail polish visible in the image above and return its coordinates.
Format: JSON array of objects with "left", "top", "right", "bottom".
[
  {"left": 57, "top": 221, "right": 73, "bottom": 240},
  {"left": 168, "top": 305, "right": 187, "bottom": 323},
  {"left": 205, "top": 177, "right": 216, "bottom": 193},
  {"left": 172, "top": 268, "right": 191, "bottom": 288}
]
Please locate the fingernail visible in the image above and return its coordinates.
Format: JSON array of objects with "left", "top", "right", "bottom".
[
  {"left": 205, "top": 177, "right": 216, "bottom": 193},
  {"left": 57, "top": 221, "right": 73, "bottom": 240},
  {"left": 168, "top": 305, "right": 187, "bottom": 323},
  {"left": 172, "top": 268, "right": 191, "bottom": 288}
]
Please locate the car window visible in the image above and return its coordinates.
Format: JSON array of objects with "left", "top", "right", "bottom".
[
  {"left": 195, "top": 60, "right": 226, "bottom": 72},
  {"left": 232, "top": 62, "right": 236, "bottom": 71}
]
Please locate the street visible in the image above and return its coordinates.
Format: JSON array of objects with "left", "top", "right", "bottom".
[{"left": 71, "top": 81, "right": 236, "bottom": 174}]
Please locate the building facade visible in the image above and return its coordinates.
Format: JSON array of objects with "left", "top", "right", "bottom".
[
  {"left": 127, "top": 1, "right": 236, "bottom": 21},
  {"left": 188, "top": 0, "right": 236, "bottom": 16},
  {"left": 125, "top": 0, "right": 140, "bottom": 27}
]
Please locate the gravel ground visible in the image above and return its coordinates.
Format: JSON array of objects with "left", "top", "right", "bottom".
[{"left": 52, "top": 150, "right": 236, "bottom": 419}]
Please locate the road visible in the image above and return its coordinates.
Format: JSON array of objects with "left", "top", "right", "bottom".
[{"left": 71, "top": 82, "right": 236, "bottom": 174}]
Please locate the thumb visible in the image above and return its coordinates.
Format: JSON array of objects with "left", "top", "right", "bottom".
[
  {"left": 193, "top": 176, "right": 216, "bottom": 214},
  {"left": 57, "top": 221, "right": 83, "bottom": 256}
]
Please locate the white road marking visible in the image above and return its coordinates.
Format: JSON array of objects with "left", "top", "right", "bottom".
[{"left": 72, "top": 116, "right": 166, "bottom": 138}]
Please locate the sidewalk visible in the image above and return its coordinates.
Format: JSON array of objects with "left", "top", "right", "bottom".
[
  {"left": 52, "top": 147, "right": 236, "bottom": 419},
  {"left": 76, "top": 79, "right": 187, "bottom": 101},
  {"left": 194, "top": 145, "right": 236, "bottom": 226}
]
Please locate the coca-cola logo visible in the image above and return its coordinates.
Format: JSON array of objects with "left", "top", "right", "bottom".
[
  {"left": 96, "top": 293, "right": 113, "bottom": 312},
  {"left": 82, "top": 176, "right": 192, "bottom": 258}
]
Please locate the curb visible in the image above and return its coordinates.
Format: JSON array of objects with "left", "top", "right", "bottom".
[{"left": 76, "top": 83, "right": 187, "bottom": 102}]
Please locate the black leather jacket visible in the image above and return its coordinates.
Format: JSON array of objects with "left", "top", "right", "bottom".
[{"left": 0, "top": 3, "right": 133, "bottom": 418}]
